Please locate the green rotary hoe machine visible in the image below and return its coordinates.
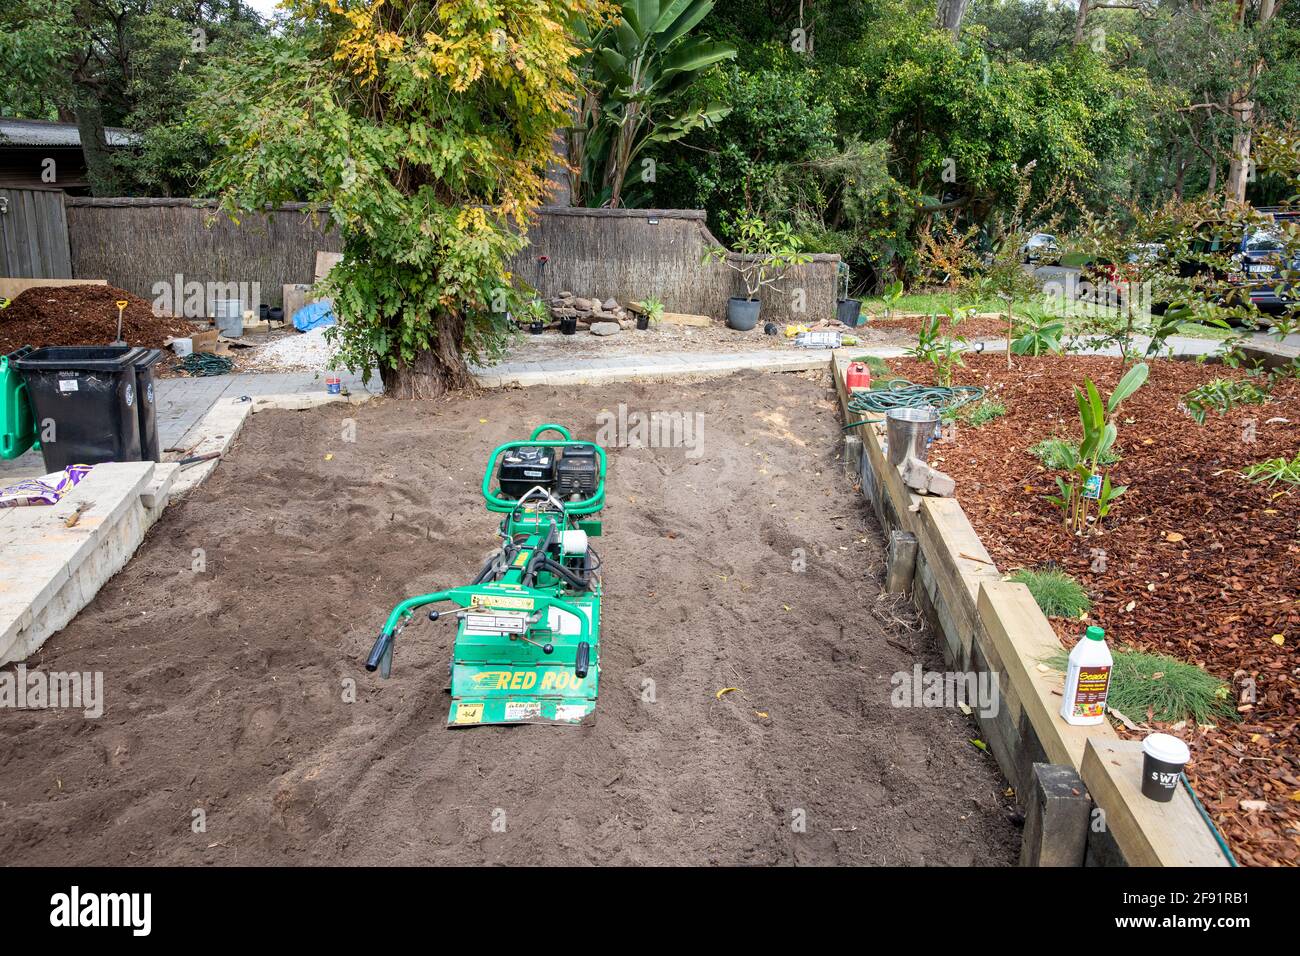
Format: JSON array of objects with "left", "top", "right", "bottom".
[{"left": 365, "top": 425, "right": 606, "bottom": 727}]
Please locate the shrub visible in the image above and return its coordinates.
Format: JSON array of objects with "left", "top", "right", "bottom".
[
  {"left": 1010, "top": 568, "right": 1092, "bottom": 618},
  {"left": 1182, "top": 378, "right": 1270, "bottom": 424},
  {"left": 1241, "top": 452, "right": 1300, "bottom": 487}
]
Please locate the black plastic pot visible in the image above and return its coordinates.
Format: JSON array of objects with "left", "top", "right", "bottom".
[
  {"left": 529, "top": 321, "right": 545, "bottom": 335},
  {"left": 636, "top": 314, "right": 649, "bottom": 331},
  {"left": 836, "top": 298, "right": 862, "bottom": 327},
  {"left": 726, "top": 297, "right": 761, "bottom": 331},
  {"left": 560, "top": 316, "right": 577, "bottom": 335}
]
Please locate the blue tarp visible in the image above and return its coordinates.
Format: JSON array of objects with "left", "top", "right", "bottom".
[{"left": 292, "top": 301, "right": 336, "bottom": 332}]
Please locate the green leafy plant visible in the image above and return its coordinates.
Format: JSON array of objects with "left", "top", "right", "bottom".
[
  {"left": 1182, "top": 378, "right": 1270, "bottom": 424},
  {"left": 1047, "top": 649, "right": 1237, "bottom": 725},
  {"left": 518, "top": 298, "right": 549, "bottom": 325},
  {"left": 1009, "top": 310, "right": 1066, "bottom": 356},
  {"left": 1045, "top": 364, "right": 1149, "bottom": 534},
  {"left": 199, "top": 0, "right": 601, "bottom": 398},
  {"left": 640, "top": 295, "right": 666, "bottom": 325},
  {"left": 945, "top": 398, "right": 1006, "bottom": 427},
  {"left": 705, "top": 214, "right": 812, "bottom": 301},
  {"left": 881, "top": 280, "right": 904, "bottom": 319},
  {"left": 1009, "top": 568, "right": 1092, "bottom": 618},
  {"left": 905, "top": 314, "right": 966, "bottom": 386},
  {"left": 1241, "top": 452, "right": 1300, "bottom": 487},
  {"left": 1030, "top": 437, "right": 1120, "bottom": 470},
  {"left": 571, "top": 0, "right": 736, "bottom": 207}
]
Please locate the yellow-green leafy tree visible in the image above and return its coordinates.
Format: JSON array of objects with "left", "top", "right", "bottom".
[{"left": 201, "top": 0, "right": 603, "bottom": 397}]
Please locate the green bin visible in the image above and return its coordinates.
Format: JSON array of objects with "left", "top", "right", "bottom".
[{"left": 1, "top": 346, "right": 38, "bottom": 460}]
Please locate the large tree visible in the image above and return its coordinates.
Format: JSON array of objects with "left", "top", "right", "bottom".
[{"left": 201, "top": 0, "right": 600, "bottom": 398}]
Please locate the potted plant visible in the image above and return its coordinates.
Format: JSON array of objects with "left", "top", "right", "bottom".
[
  {"left": 836, "top": 262, "right": 862, "bottom": 327},
  {"left": 637, "top": 295, "right": 665, "bottom": 331},
  {"left": 705, "top": 215, "right": 811, "bottom": 331}
]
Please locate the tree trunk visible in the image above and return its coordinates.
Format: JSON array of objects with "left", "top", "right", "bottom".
[
  {"left": 937, "top": 0, "right": 968, "bottom": 37},
  {"left": 1073, "top": 0, "right": 1090, "bottom": 45},
  {"left": 72, "top": 89, "right": 122, "bottom": 196},
  {"left": 378, "top": 311, "right": 474, "bottom": 399},
  {"left": 1224, "top": 0, "right": 1277, "bottom": 203}
]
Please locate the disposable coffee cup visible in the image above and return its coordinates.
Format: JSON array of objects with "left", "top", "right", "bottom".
[{"left": 1141, "top": 733, "right": 1190, "bottom": 803}]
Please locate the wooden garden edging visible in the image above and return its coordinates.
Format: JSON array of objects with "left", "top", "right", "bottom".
[{"left": 831, "top": 351, "right": 1229, "bottom": 867}]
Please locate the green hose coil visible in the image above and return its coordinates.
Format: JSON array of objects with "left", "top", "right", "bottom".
[{"left": 843, "top": 378, "right": 985, "bottom": 430}]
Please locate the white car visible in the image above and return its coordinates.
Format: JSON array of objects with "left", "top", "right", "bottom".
[{"left": 1020, "top": 233, "right": 1060, "bottom": 265}]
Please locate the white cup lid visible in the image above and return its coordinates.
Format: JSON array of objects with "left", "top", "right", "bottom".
[{"left": 1142, "top": 732, "right": 1190, "bottom": 765}]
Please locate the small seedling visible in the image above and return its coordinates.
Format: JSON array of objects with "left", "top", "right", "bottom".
[
  {"left": 1045, "top": 363, "right": 1148, "bottom": 534},
  {"left": 1009, "top": 568, "right": 1092, "bottom": 617},
  {"left": 1182, "top": 378, "right": 1269, "bottom": 424},
  {"left": 1030, "top": 437, "right": 1120, "bottom": 470},
  {"left": 905, "top": 314, "right": 966, "bottom": 386},
  {"left": 1240, "top": 452, "right": 1300, "bottom": 487},
  {"left": 944, "top": 398, "right": 1006, "bottom": 427}
]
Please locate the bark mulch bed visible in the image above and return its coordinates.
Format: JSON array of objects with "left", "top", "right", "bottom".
[
  {"left": 887, "top": 352, "right": 1300, "bottom": 867},
  {"left": 0, "top": 284, "right": 194, "bottom": 357}
]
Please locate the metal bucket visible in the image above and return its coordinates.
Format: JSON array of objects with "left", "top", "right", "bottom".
[
  {"left": 213, "top": 298, "right": 243, "bottom": 338},
  {"left": 885, "top": 405, "right": 939, "bottom": 467}
]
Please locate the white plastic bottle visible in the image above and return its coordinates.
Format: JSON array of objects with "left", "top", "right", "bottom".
[{"left": 1060, "top": 625, "right": 1112, "bottom": 726}]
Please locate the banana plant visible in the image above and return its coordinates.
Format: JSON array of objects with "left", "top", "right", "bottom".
[
  {"left": 1045, "top": 363, "right": 1148, "bottom": 534},
  {"left": 571, "top": 0, "right": 736, "bottom": 207}
]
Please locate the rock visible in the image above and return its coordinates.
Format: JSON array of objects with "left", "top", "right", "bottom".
[
  {"left": 557, "top": 290, "right": 574, "bottom": 299},
  {"left": 618, "top": 317, "right": 635, "bottom": 330},
  {"left": 899, "top": 455, "right": 956, "bottom": 497},
  {"left": 590, "top": 321, "right": 621, "bottom": 336},
  {"left": 602, "top": 297, "right": 619, "bottom": 311},
  {"left": 593, "top": 308, "right": 618, "bottom": 320},
  {"left": 551, "top": 306, "right": 578, "bottom": 318},
  {"left": 574, "top": 297, "right": 598, "bottom": 312}
]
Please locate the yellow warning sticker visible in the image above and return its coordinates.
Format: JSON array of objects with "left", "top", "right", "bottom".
[
  {"left": 454, "top": 703, "right": 484, "bottom": 724},
  {"left": 471, "top": 593, "right": 534, "bottom": 611}
]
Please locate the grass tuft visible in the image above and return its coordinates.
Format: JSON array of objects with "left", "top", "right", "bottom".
[
  {"left": 1046, "top": 649, "right": 1237, "bottom": 725},
  {"left": 1009, "top": 568, "right": 1092, "bottom": 618}
]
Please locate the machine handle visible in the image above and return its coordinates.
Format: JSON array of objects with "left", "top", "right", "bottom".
[
  {"left": 574, "top": 641, "right": 590, "bottom": 679},
  {"left": 365, "top": 630, "right": 394, "bottom": 676},
  {"left": 529, "top": 423, "right": 572, "bottom": 441}
]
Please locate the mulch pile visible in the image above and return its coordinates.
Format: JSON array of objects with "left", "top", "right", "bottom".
[
  {"left": 889, "top": 352, "right": 1300, "bottom": 867},
  {"left": 867, "top": 312, "right": 1009, "bottom": 340},
  {"left": 0, "top": 284, "right": 195, "bottom": 357}
]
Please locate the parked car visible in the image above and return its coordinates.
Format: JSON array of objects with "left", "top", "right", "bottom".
[
  {"left": 1230, "top": 227, "right": 1298, "bottom": 314},
  {"left": 1019, "top": 232, "right": 1060, "bottom": 265}
]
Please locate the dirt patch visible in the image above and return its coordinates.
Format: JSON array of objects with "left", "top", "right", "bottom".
[
  {"left": 0, "top": 370, "right": 1018, "bottom": 865},
  {"left": 861, "top": 313, "right": 1009, "bottom": 345},
  {"left": 0, "top": 284, "right": 194, "bottom": 356},
  {"left": 887, "top": 352, "right": 1299, "bottom": 866}
]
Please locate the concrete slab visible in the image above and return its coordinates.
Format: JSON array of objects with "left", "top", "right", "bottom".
[{"left": 0, "top": 461, "right": 158, "bottom": 666}]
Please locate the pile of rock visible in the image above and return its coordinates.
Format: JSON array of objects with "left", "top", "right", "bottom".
[{"left": 548, "top": 292, "right": 632, "bottom": 335}]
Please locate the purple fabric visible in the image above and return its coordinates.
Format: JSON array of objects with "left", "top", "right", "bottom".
[{"left": 0, "top": 464, "right": 93, "bottom": 507}]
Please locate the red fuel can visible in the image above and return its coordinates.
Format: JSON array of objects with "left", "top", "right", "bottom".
[{"left": 845, "top": 361, "right": 873, "bottom": 392}]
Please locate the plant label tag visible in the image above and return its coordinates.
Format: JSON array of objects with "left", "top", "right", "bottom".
[{"left": 1082, "top": 474, "right": 1102, "bottom": 500}]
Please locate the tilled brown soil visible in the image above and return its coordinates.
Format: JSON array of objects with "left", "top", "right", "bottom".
[
  {"left": 893, "top": 353, "right": 1300, "bottom": 866},
  {"left": 0, "top": 370, "right": 1018, "bottom": 865}
]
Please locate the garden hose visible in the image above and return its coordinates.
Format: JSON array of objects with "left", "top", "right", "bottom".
[
  {"left": 843, "top": 378, "right": 985, "bottom": 430},
  {"left": 178, "top": 352, "right": 234, "bottom": 377},
  {"left": 1181, "top": 772, "right": 1238, "bottom": 867}
]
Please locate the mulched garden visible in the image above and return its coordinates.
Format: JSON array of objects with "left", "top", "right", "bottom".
[{"left": 886, "top": 351, "right": 1299, "bottom": 867}]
